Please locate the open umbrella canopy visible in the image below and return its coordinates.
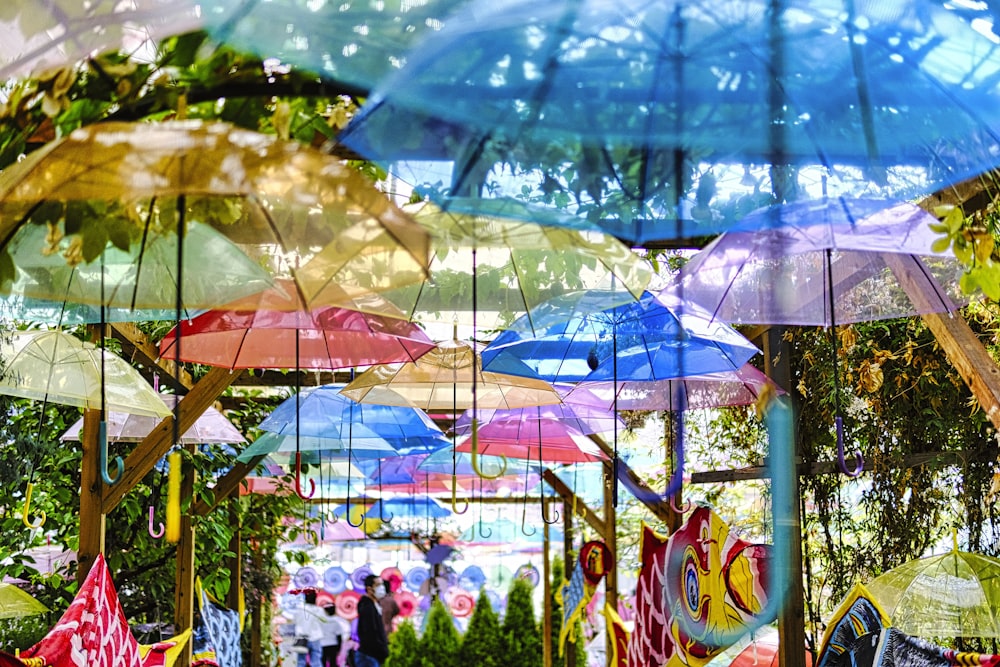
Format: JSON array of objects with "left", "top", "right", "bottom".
[
  {"left": 866, "top": 545, "right": 1000, "bottom": 638},
  {"left": 678, "top": 198, "right": 968, "bottom": 326},
  {"left": 0, "top": 583, "right": 48, "bottom": 620},
  {"left": 258, "top": 384, "right": 447, "bottom": 444},
  {"left": 157, "top": 279, "right": 436, "bottom": 370},
  {"left": 0, "top": 120, "right": 429, "bottom": 310},
  {"left": 365, "top": 496, "right": 452, "bottom": 520},
  {"left": 341, "top": 338, "right": 563, "bottom": 411},
  {"left": 482, "top": 290, "right": 760, "bottom": 383},
  {"left": 236, "top": 432, "right": 404, "bottom": 463},
  {"left": 562, "top": 364, "right": 782, "bottom": 411},
  {"left": 0, "top": 330, "right": 170, "bottom": 417},
  {"left": 374, "top": 199, "right": 653, "bottom": 329},
  {"left": 60, "top": 396, "right": 245, "bottom": 444},
  {"left": 341, "top": 0, "right": 1000, "bottom": 245}
]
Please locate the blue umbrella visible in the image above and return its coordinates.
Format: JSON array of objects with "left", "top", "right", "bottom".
[
  {"left": 257, "top": 384, "right": 450, "bottom": 454},
  {"left": 481, "top": 290, "right": 759, "bottom": 383},
  {"left": 369, "top": 497, "right": 451, "bottom": 519},
  {"left": 340, "top": 0, "right": 1000, "bottom": 244}
]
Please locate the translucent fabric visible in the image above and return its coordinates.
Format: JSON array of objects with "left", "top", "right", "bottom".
[
  {"left": 376, "top": 199, "right": 653, "bottom": 328},
  {"left": 362, "top": 497, "right": 451, "bottom": 520},
  {"left": 0, "top": 583, "right": 48, "bottom": 619},
  {"left": 157, "top": 279, "right": 436, "bottom": 370},
  {"left": 562, "top": 364, "right": 782, "bottom": 411},
  {"left": 481, "top": 290, "right": 760, "bottom": 383},
  {"left": 60, "top": 396, "right": 245, "bottom": 444},
  {"left": 867, "top": 548, "right": 1000, "bottom": 638},
  {"left": 236, "top": 432, "right": 402, "bottom": 463},
  {"left": 417, "top": 448, "right": 512, "bottom": 476},
  {"left": 254, "top": 384, "right": 450, "bottom": 455},
  {"left": 0, "top": 120, "right": 429, "bottom": 310},
  {"left": 0, "top": 330, "right": 170, "bottom": 417},
  {"left": 351, "top": 0, "right": 1000, "bottom": 213},
  {"left": 453, "top": 403, "right": 621, "bottom": 438},
  {"left": 454, "top": 427, "right": 605, "bottom": 463},
  {"left": 340, "top": 339, "right": 562, "bottom": 410},
  {"left": 378, "top": 471, "right": 540, "bottom": 497},
  {"left": 679, "top": 199, "right": 969, "bottom": 326}
]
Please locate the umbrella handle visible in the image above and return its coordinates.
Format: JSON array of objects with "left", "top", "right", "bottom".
[
  {"left": 345, "top": 498, "right": 366, "bottom": 528},
  {"left": 470, "top": 421, "right": 507, "bottom": 480},
  {"left": 835, "top": 416, "right": 864, "bottom": 477},
  {"left": 99, "top": 422, "right": 124, "bottom": 486},
  {"left": 450, "top": 476, "right": 469, "bottom": 514},
  {"left": 669, "top": 494, "right": 691, "bottom": 515},
  {"left": 148, "top": 506, "right": 165, "bottom": 539},
  {"left": 379, "top": 502, "right": 394, "bottom": 523},
  {"left": 541, "top": 497, "right": 560, "bottom": 525},
  {"left": 21, "top": 482, "right": 45, "bottom": 529},
  {"left": 294, "top": 453, "right": 316, "bottom": 499}
]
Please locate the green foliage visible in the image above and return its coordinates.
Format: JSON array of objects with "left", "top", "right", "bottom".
[
  {"left": 501, "top": 578, "right": 542, "bottom": 667},
  {"left": 0, "top": 615, "right": 51, "bottom": 654},
  {"left": 386, "top": 619, "right": 422, "bottom": 667},
  {"left": 419, "top": 599, "right": 461, "bottom": 667},
  {"left": 457, "top": 589, "right": 501, "bottom": 667},
  {"left": 549, "top": 558, "right": 565, "bottom": 667}
]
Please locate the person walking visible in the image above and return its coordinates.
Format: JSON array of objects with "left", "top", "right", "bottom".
[
  {"left": 378, "top": 575, "right": 401, "bottom": 637},
  {"left": 321, "top": 603, "right": 350, "bottom": 667},
  {"left": 294, "top": 589, "right": 325, "bottom": 667},
  {"left": 354, "top": 575, "right": 390, "bottom": 667}
]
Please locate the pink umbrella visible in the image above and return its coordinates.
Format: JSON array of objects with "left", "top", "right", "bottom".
[
  {"left": 158, "top": 279, "right": 435, "bottom": 370},
  {"left": 379, "top": 471, "right": 541, "bottom": 496},
  {"left": 561, "top": 364, "right": 784, "bottom": 411},
  {"left": 451, "top": 404, "right": 615, "bottom": 463}
]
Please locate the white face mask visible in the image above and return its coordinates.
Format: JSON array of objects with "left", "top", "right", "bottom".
[{"left": 373, "top": 585, "right": 387, "bottom": 599}]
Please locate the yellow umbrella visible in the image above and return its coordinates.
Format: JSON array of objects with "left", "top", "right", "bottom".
[
  {"left": 0, "top": 120, "right": 430, "bottom": 311},
  {"left": 0, "top": 582, "right": 48, "bottom": 619},
  {"left": 377, "top": 199, "right": 653, "bottom": 329}
]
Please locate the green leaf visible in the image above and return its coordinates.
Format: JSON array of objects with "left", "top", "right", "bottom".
[{"left": 930, "top": 236, "right": 952, "bottom": 254}]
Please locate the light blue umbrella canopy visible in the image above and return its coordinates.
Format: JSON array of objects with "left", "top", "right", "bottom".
[
  {"left": 237, "top": 432, "right": 404, "bottom": 463},
  {"left": 256, "top": 384, "right": 451, "bottom": 456},
  {"left": 481, "top": 290, "right": 759, "bottom": 383},
  {"left": 368, "top": 496, "right": 452, "bottom": 520}
]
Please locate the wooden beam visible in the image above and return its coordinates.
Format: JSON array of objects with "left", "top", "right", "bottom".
[
  {"left": 233, "top": 369, "right": 350, "bottom": 387},
  {"left": 108, "top": 323, "right": 192, "bottom": 391},
  {"left": 103, "top": 366, "right": 237, "bottom": 511},
  {"left": 884, "top": 253, "right": 1000, "bottom": 431},
  {"left": 541, "top": 469, "right": 605, "bottom": 537},
  {"left": 563, "top": 498, "right": 576, "bottom": 667},
  {"left": 227, "top": 503, "right": 242, "bottom": 612},
  {"left": 78, "top": 409, "right": 105, "bottom": 584},
  {"left": 690, "top": 451, "right": 967, "bottom": 484},
  {"left": 602, "top": 470, "right": 618, "bottom": 667},
  {"left": 193, "top": 455, "right": 268, "bottom": 517}
]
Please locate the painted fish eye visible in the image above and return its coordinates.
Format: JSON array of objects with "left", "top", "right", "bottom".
[{"left": 684, "top": 554, "right": 699, "bottom": 613}]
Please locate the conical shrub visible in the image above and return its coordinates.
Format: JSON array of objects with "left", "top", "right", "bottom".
[
  {"left": 501, "top": 578, "right": 542, "bottom": 667},
  {"left": 457, "top": 589, "right": 501, "bottom": 667},
  {"left": 386, "top": 619, "right": 421, "bottom": 667},
  {"left": 419, "top": 598, "right": 460, "bottom": 667}
]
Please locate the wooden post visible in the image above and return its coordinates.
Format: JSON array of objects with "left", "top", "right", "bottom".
[
  {"left": 227, "top": 501, "right": 242, "bottom": 612},
  {"left": 563, "top": 498, "right": 576, "bottom": 667},
  {"left": 78, "top": 408, "right": 105, "bottom": 583},
  {"left": 602, "top": 466, "right": 618, "bottom": 667},
  {"left": 765, "top": 327, "right": 807, "bottom": 667},
  {"left": 543, "top": 519, "right": 553, "bottom": 667},
  {"left": 174, "top": 443, "right": 197, "bottom": 667}
]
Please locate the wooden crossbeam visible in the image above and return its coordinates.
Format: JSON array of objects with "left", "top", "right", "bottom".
[
  {"left": 690, "top": 451, "right": 967, "bottom": 484},
  {"left": 108, "top": 323, "right": 192, "bottom": 391},
  {"left": 193, "top": 455, "right": 268, "bottom": 517}
]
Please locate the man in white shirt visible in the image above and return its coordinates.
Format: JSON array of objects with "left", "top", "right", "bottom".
[
  {"left": 294, "top": 589, "right": 325, "bottom": 667},
  {"left": 320, "top": 603, "right": 351, "bottom": 667}
]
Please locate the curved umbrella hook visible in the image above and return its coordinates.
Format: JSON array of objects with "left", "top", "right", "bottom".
[
  {"left": 451, "top": 474, "right": 470, "bottom": 514},
  {"left": 477, "top": 480, "right": 492, "bottom": 538},
  {"left": 541, "top": 496, "right": 561, "bottom": 525},
  {"left": 835, "top": 416, "right": 864, "bottom": 477},
  {"left": 376, "top": 461, "right": 394, "bottom": 523},
  {"left": 521, "top": 505, "right": 537, "bottom": 537},
  {"left": 521, "top": 455, "right": 536, "bottom": 537},
  {"left": 345, "top": 496, "right": 366, "bottom": 528},
  {"left": 294, "top": 452, "right": 316, "bottom": 500},
  {"left": 669, "top": 494, "right": 692, "bottom": 515},
  {"left": 470, "top": 420, "right": 507, "bottom": 480},
  {"left": 21, "top": 481, "right": 45, "bottom": 529},
  {"left": 148, "top": 505, "right": 165, "bottom": 539},
  {"left": 538, "top": 419, "right": 559, "bottom": 525},
  {"left": 99, "top": 422, "right": 124, "bottom": 486}
]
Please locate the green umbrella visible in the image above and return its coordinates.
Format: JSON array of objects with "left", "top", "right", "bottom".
[
  {"left": 0, "top": 582, "right": 48, "bottom": 619},
  {"left": 867, "top": 537, "right": 1000, "bottom": 638}
]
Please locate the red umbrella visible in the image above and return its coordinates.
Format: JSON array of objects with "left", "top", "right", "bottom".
[
  {"left": 453, "top": 418, "right": 606, "bottom": 463},
  {"left": 158, "top": 279, "right": 435, "bottom": 370}
]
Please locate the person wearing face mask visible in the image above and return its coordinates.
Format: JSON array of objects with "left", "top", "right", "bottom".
[{"left": 355, "top": 575, "right": 390, "bottom": 667}]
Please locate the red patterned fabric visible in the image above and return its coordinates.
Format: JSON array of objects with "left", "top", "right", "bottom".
[
  {"left": 19, "top": 554, "right": 142, "bottom": 667},
  {"left": 628, "top": 524, "right": 672, "bottom": 667}
]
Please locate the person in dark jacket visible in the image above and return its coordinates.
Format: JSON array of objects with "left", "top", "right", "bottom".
[{"left": 354, "top": 575, "right": 390, "bottom": 667}]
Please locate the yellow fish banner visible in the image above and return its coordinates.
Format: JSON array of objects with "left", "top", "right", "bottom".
[{"left": 604, "top": 603, "right": 632, "bottom": 667}]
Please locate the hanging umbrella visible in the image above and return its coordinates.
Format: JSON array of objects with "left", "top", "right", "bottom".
[
  {"left": 59, "top": 395, "right": 245, "bottom": 443},
  {"left": 481, "top": 290, "right": 760, "bottom": 383},
  {"left": 373, "top": 199, "right": 653, "bottom": 329},
  {"left": 0, "top": 120, "right": 430, "bottom": 311},
  {"left": 866, "top": 542, "right": 1000, "bottom": 638},
  {"left": 340, "top": 0, "right": 1000, "bottom": 244},
  {"left": 0, "top": 330, "right": 169, "bottom": 417},
  {"left": 562, "top": 364, "right": 783, "bottom": 411},
  {"left": 355, "top": 455, "right": 429, "bottom": 486},
  {"left": 0, "top": 293, "right": 202, "bottom": 325},
  {"left": 236, "top": 432, "right": 422, "bottom": 463},
  {"left": 365, "top": 497, "right": 451, "bottom": 520},
  {"left": 157, "top": 279, "right": 436, "bottom": 370},
  {"left": 678, "top": 198, "right": 969, "bottom": 326},
  {"left": 340, "top": 338, "right": 562, "bottom": 411},
  {"left": 256, "top": 384, "right": 449, "bottom": 452},
  {"left": 0, "top": 583, "right": 48, "bottom": 619}
]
